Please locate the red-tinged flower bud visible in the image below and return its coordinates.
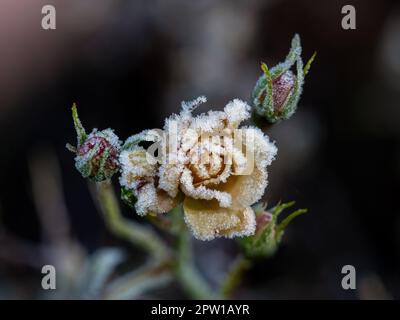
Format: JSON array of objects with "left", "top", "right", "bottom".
[
  {"left": 75, "top": 129, "right": 120, "bottom": 181},
  {"left": 255, "top": 211, "right": 273, "bottom": 235},
  {"left": 272, "top": 70, "right": 296, "bottom": 111},
  {"left": 66, "top": 104, "right": 121, "bottom": 181},
  {"left": 238, "top": 201, "right": 307, "bottom": 258},
  {"left": 252, "top": 34, "right": 316, "bottom": 123}
]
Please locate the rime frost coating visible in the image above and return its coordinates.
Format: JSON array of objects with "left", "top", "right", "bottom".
[
  {"left": 120, "top": 97, "right": 277, "bottom": 240},
  {"left": 67, "top": 104, "right": 122, "bottom": 182},
  {"left": 75, "top": 128, "right": 121, "bottom": 181},
  {"left": 252, "top": 34, "right": 316, "bottom": 123}
]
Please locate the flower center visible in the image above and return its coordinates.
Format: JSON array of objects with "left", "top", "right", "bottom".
[{"left": 187, "top": 136, "right": 228, "bottom": 184}]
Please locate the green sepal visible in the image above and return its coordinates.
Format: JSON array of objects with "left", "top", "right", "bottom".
[
  {"left": 270, "top": 200, "right": 295, "bottom": 217},
  {"left": 275, "top": 208, "right": 307, "bottom": 241},
  {"left": 238, "top": 201, "right": 307, "bottom": 259},
  {"left": 303, "top": 51, "right": 317, "bottom": 76},
  {"left": 253, "top": 63, "right": 275, "bottom": 121},
  {"left": 121, "top": 186, "right": 137, "bottom": 209},
  {"left": 122, "top": 135, "right": 142, "bottom": 151},
  {"left": 251, "top": 33, "right": 315, "bottom": 124},
  {"left": 252, "top": 202, "right": 268, "bottom": 215},
  {"left": 75, "top": 154, "right": 93, "bottom": 179},
  {"left": 96, "top": 148, "right": 112, "bottom": 182},
  {"left": 66, "top": 143, "right": 77, "bottom": 153},
  {"left": 72, "top": 103, "right": 87, "bottom": 147},
  {"left": 279, "top": 55, "right": 304, "bottom": 120},
  {"left": 238, "top": 217, "right": 277, "bottom": 258},
  {"left": 269, "top": 33, "right": 301, "bottom": 79}
]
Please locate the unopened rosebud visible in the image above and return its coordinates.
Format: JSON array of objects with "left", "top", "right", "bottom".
[
  {"left": 272, "top": 70, "right": 295, "bottom": 110},
  {"left": 66, "top": 104, "right": 121, "bottom": 181},
  {"left": 238, "top": 201, "right": 307, "bottom": 258},
  {"left": 75, "top": 129, "right": 120, "bottom": 181},
  {"left": 255, "top": 211, "right": 273, "bottom": 235},
  {"left": 252, "top": 34, "right": 316, "bottom": 123}
]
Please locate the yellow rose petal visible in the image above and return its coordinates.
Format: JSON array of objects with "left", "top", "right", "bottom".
[{"left": 183, "top": 197, "right": 256, "bottom": 241}]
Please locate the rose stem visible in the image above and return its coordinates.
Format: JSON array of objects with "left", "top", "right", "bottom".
[
  {"left": 220, "top": 254, "right": 252, "bottom": 298},
  {"left": 91, "top": 180, "right": 170, "bottom": 262},
  {"left": 174, "top": 210, "right": 216, "bottom": 299}
]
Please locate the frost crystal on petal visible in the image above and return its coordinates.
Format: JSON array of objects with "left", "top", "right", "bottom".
[
  {"left": 224, "top": 99, "right": 251, "bottom": 127},
  {"left": 119, "top": 96, "right": 277, "bottom": 240}
]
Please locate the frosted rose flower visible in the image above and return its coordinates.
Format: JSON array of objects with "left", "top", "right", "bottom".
[{"left": 119, "top": 97, "right": 277, "bottom": 240}]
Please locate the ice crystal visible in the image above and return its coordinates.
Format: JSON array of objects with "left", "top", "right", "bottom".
[
  {"left": 252, "top": 34, "right": 316, "bottom": 123},
  {"left": 120, "top": 97, "right": 277, "bottom": 240},
  {"left": 67, "top": 104, "right": 121, "bottom": 181}
]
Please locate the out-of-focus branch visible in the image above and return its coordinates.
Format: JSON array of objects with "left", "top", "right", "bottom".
[
  {"left": 104, "top": 260, "right": 173, "bottom": 299},
  {"left": 91, "top": 180, "right": 170, "bottom": 261},
  {"left": 29, "top": 149, "right": 86, "bottom": 296},
  {"left": 29, "top": 151, "right": 72, "bottom": 246},
  {"left": 0, "top": 232, "right": 44, "bottom": 269},
  {"left": 220, "top": 254, "right": 252, "bottom": 298},
  {"left": 175, "top": 220, "right": 216, "bottom": 299}
]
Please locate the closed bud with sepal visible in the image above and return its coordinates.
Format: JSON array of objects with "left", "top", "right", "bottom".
[
  {"left": 252, "top": 34, "right": 316, "bottom": 123},
  {"left": 238, "top": 201, "right": 307, "bottom": 258},
  {"left": 66, "top": 104, "right": 121, "bottom": 181}
]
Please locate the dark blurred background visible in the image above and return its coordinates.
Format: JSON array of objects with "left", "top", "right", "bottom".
[{"left": 0, "top": 0, "right": 399, "bottom": 299}]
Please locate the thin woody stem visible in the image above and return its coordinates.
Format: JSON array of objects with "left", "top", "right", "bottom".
[
  {"left": 91, "top": 180, "right": 170, "bottom": 261},
  {"left": 220, "top": 254, "right": 252, "bottom": 298},
  {"left": 92, "top": 182, "right": 215, "bottom": 299},
  {"left": 104, "top": 260, "right": 173, "bottom": 299},
  {"left": 175, "top": 211, "right": 215, "bottom": 299}
]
